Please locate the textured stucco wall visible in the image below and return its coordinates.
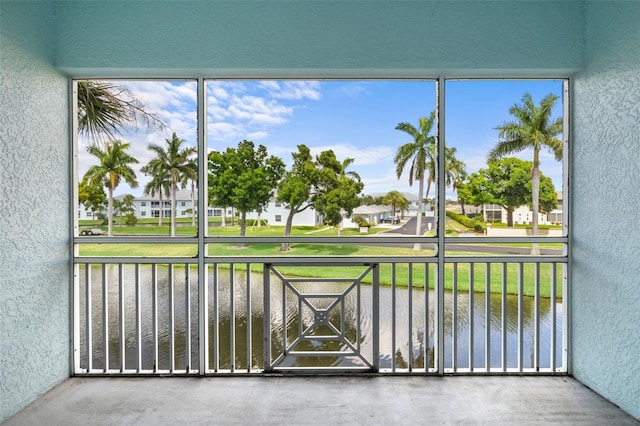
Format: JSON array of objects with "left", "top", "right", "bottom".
[
  {"left": 572, "top": 2, "right": 640, "bottom": 419},
  {"left": 0, "top": 1, "right": 70, "bottom": 422},
  {"left": 55, "top": 1, "right": 583, "bottom": 77}
]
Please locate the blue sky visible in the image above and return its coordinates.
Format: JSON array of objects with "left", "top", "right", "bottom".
[{"left": 78, "top": 79, "right": 565, "bottom": 200}]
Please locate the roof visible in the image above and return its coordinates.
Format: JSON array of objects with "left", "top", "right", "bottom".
[{"left": 352, "top": 205, "right": 391, "bottom": 215}]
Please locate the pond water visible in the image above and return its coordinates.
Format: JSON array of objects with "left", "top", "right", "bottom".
[{"left": 78, "top": 265, "right": 563, "bottom": 372}]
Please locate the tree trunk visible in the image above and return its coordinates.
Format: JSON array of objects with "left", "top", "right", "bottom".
[
  {"left": 280, "top": 207, "right": 296, "bottom": 251},
  {"left": 191, "top": 181, "right": 196, "bottom": 227},
  {"left": 530, "top": 162, "right": 541, "bottom": 255},
  {"left": 107, "top": 186, "right": 114, "bottom": 237},
  {"left": 414, "top": 177, "right": 425, "bottom": 251},
  {"left": 171, "top": 184, "right": 177, "bottom": 237},
  {"left": 506, "top": 206, "right": 514, "bottom": 227},
  {"left": 222, "top": 207, "right": 227, "bottom": 227},
  {"left": 158, "top": 192, "right": 163, "bottom": 226}
]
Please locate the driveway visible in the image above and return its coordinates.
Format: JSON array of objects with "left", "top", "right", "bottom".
[{"left": 380, "top": 217, "right": 562, "bottom": 256}]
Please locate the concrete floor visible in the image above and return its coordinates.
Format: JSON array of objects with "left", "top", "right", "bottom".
[{"left": 5, "top": 376, "right": 638, "bottom": 425}]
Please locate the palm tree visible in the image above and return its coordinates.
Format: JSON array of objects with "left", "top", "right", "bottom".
[
  {"left": 489, "top": 92, "right": 562, "bottom": 255},
  {"left": 180, "top": 157, "right": 198, "bottom": 226},
  {"left": 77, "top": 81, "right": 165, "bottom": 145},
  {"left": 144, "top": 133, "right": 196, "bottom": 236},
  {"left": 83, "top": 140, "right": 139, "bottom": 236},
  {"left": 445, "top": 147, "right": 468, "bottom": 214},
  {"left": 382, "top": 190, "right": 407, "bottom": 220},
  {"left": 394, "top": 112, "right": 437, "bottom": 251},
  {"left": 140, "top": 166, "right": 170, "bottom": 226}
]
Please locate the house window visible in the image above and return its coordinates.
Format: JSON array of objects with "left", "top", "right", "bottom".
[
  {"left": 151, "top": 201, "right": 159, "bottom": 208},
  {"left": 181, "top": 202, "right": 186, "bottom": 207},
  {"left": 141, "top": 202, "right": 146, "bottom": 207},
  {"left": 275, "top": 202, "right": 282, "bottom": 207},
  {"left": 141, "top": 211, "right": 147, "bottom": 217},
  {"left": 275, "top": 215, "right": 282, "bottom": 222}
]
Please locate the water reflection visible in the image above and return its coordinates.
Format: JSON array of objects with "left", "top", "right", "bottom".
[{"left": 78, "top": 265, "right": 563, "bottom": 372}]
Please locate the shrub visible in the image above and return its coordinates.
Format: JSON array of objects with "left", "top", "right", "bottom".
[
  {"left": 125, "top": 213, "right": 138, "bottom": 226},
  {"left": 446, "top": 210, "right": 486, "bottom": 232},
  {"left": 353, "top": 216, "right": 370, "bottom": 228}
]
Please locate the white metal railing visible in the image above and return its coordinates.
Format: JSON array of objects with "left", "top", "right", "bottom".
[{"left": 73, "top": 249, "right": 568, "bottom": 375}]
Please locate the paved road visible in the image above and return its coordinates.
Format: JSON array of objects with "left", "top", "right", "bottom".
[{"left": 378, "top": 217, "right": 562, "bottom": 256}]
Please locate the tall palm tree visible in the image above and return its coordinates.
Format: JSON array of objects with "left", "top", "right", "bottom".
[
  {"left": 141, "top": 166, "right": 170, "bottom": 226},
  {"left": 180, "top": 157, "right": 198, "bottom": 226},
  {"left": 394, "top": 112, "right": 437, "bottom": 251},
  {"left": 83, "top": 140, "right": 139, "bottom": 236},
  {"left": 144, "top": 133, "right": 196, "bottom": 236},
  {"left": 489, "top": 92, "right": 562, "bottom": 255},
  {"left": 445, "top": 147, "right": 468, "bottom": 214},
  {"left": 77, "top": 81, "right": 165, "bottom": 145}
]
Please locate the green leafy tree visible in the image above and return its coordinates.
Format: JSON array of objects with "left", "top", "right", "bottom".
[
  {"left": 78, "top": 177, "right": 107, "bottom": 222},
  {"left": 143, "top": 133, "right": 196, "bottom": 236},
  {"left": 208, "top": 140, "right": 285, "bottom": 240},
  {"left": 461, "top": 157, "right": 557, "bottom": 227},
  {"left": 113, "top": 194, "right": 135, "bottom": 227},
  {"left": 83, "top": 140, "right": 139, "bottom": 236},
  {"left": 313, "top": 150, "right": 364, "bottom": 227},
  {"left": 489, "top": 92, "right": 562, "bottom": 254},
  {"left": 382, "top": 190, "right": 407, "bottom": 219},
  {"left": 277, "top": 146, "right": 364, "bottom": 249},
  {"left": 77, "top": 81, "right": 165, "bottom": 145},
  {"left": 394, "top": 112, "right": 436, "bottom": 250},
  {"left": 276, "top": 145, "right": 318, "bottom": 251}
]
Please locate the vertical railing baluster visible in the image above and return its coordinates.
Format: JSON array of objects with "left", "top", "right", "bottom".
[
  {"left": 213, "top": 264, "right": 219, "bottom": 372},
  {"left": 501, "top": 263, "right": 507, "bottom": 372},
  {"left": 230, "top": 264, "right": 235, "bottom": 372},
  {"left": 485, "top": 263, "right": 491, "bottom": 372},
  {"left": 102, "top": 263, "right": 108, "bottom": 373},
  {"left": 469, "top": 262, "right": 474, "bottom": 371},
  {"left": 391, "top": 263, "right": 396, "bottom": 372},
  {"left": 372, "top": 263, "right": 380, "bottom": 372},
  {"left": 185, "top": 264, "right": 191, "bottom": 373},
  {"left": 408, "top": 263, "right": 413, "bottom": 372},
  {"left": 356, "top": 266, "right": 361, "bottom": 352},
  {"left": 452, "top": 262, "right": 458, "bottom": 372},
  {"left": 424, "top": 263, "right": 429, "bottom": 372},
  {"left": 199, "top": 262, "right": 209, "bottom": 375},
  {"left": 282, "top": 270, "right": 287, "bottom": 358},
  {"left": 135, "top": 264, "right": 142, "bottom": 373},
  {"left": 518, "top": 263, "right": 524, "bottom": 372},
  {"left": 152, "top": 264, "right": 158, "bottom": 373},
  {"left": 169, "top": 264, "right": 175, "bottom": 373},
  {"left": 86, "top": 263, "right": 92, "bottom": 372},
  {"left": 550, "top": 263, "right": 557, "bottom": 371},
  {"left": 562, "top": 263, "right": 569, "bottom": 372},
  {"left": 534, "top": 263, "right": 540, "bottom": 371},
  {"left": 246, "top": 263, "right": 252, "bottom": 372},
  {"left": 119, "top": 263, "right": 125, "bottom": 372},
  {"left": 263, "top": 264, "right": 271, "bottom": 372}
]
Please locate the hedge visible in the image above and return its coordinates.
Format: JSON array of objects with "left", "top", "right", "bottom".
[{"left": 446, "top": 210, "right": 486, "bottom": 232}]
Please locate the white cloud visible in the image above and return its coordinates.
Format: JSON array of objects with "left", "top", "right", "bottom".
[{"left": 309, "top": 143, "right": 394, "bottom": 167}]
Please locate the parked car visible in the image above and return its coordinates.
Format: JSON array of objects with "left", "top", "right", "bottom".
[
  {"left": 79, "top": 228, "right": 106, "bottom": 236},
  {"left": 380, "top": 217, "right": 400, "bottom": 224}
]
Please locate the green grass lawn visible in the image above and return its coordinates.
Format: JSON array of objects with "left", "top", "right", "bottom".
[{"left": 78, "top": 223, "right": 564, "bottom": 299}]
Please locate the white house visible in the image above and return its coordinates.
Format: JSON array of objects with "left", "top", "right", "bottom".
[
  {"left": 245, "top": 199, "right": 323, "bottom": 226},
  {"left": 482, "top": 192, "right": 563, "bottom": 225}
]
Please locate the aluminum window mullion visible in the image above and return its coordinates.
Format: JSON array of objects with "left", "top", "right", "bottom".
[
  {"left": 197, "top": 77, "right": 208, "bottom": 375},
  {"left": 436, "top": 76, "right": 446, "bottom": 376}
]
